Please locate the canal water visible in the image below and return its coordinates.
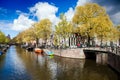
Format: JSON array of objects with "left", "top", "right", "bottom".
[{"left": 0, "top": 46, "right": 119, "bottom": 80}]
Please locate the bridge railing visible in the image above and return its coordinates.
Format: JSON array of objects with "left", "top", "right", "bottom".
[{"left": 83, "top": 47, "right": 120, "bottom": 56}]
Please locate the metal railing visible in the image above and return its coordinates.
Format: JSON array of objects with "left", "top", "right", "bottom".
[{"left": 84, "top": 46, "right": 120, "bottom": 56}]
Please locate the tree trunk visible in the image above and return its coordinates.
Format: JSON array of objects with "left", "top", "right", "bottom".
[
  {"left": 119, "top": 38, "right": 120, "bottom": 45},
  {"left": 36, "top": 38, "right": 39, "bottom": 47},
  {"left": 100, "top": 37, "right": 103, "bottom": 48},
  {"left": 87, "top": 35, "right": 90, "bottom": 47},
  {"left": 64, "top": 37, "right": 66, "bottom": 48},
  {"left": 44, "top": 38, "right": 47, "bottom": 48},
  {"left": 100, "top": 35, "right": 103, "bottom": 49}
]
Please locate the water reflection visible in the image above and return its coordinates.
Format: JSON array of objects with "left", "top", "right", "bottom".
[
  {"left": 0, "top": 46, "right": 31, "bottom": 80},
  {"left": 0, "top": 53, "right": 6, "bottom": 74},
  {"left": 96, "top": 53, "right": 108, "bottom": 65},
  {"left": 0, "top": 46, "right": 119, "bottom": 80}
]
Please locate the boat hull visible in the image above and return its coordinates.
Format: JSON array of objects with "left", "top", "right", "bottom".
[
  {"left": 44, "top": 49, "right": 54, "bottom": 56},
  {"left": 34, "top": 48, "right": 43, "bottom": 53}
]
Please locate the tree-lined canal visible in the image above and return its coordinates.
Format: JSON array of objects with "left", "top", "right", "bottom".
[{"left": 0, "top": 46, "right": 119, "bottom": 80}]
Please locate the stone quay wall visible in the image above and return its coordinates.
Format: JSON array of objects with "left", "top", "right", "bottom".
[
  {"left": 108, "top": 53, "right": 120, "bottom": 74},
  {"left": 46, "top": 48, "right": 85, "bottom": 59}
]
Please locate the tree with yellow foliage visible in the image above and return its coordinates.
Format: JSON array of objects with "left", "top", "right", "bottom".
[
  {"left": 116, "top": 25, "right": 120, "bottom": 44},
  {"left": 55, "top": 14, "right": 73, "bottom": 47},
  {"left": 15, "top": 32, "right": 24, "bottom": 43},
  {"left": 73, "top": 3, "right": 113, "bottom": 47},
  {"left": 22, "top": 28, "right": 35, "bottom": 42},
  {"left": 94, "top": 15, "right": 113, "bottom": 46},
  {"left": 34, "top": 19, "right": 52, "bottom": 46},
  {"left": 14, "top": 19, "right": 52, "bottom": 47},
  {"left": 0, "top": 31, "right": 8, "bottom": 43},
  {"left": 14, "top": 27, "right": 35, "bottom": 44}
]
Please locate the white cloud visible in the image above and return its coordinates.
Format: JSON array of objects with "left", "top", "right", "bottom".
[
  {"left": 103, "top": 5, "right": 120, "bottom": 25},
  {"left": 64, "top": 0, "right": 92, "bottom": 22},
  {"left": 65, "top": 8, "right": 74, "bottom": 22},
  {"left": 0, "top": 20, "right": 12, "bottom": 30},
  {"left": 77, "top": 0, "right": 91, "bottom": 6},
  {"left": 104, "top": 6, "right": 113, "bottom": 13},
  {"left": 16, "top": 10, "right": 29, "bottom": 16},
  {"left": 29, "top": 2, "right": 59, "bottom": 25},
  {"left": 16, "top": 10, "right": 22, "bottom": 14},
  {"left": 12, "top": 14, "right": 35, "bottom": 31},
  {"left": 111, "top": 11, "right": 120, "bottom": 25}
]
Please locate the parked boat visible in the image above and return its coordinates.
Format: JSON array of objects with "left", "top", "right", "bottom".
[
  {"left": 26, "top": 47, "right": 34, "bottom": 51},
  {"left": 0, "top": 44, "right": 10, "bottom": 54},
  {"left": 2, "top": 47, "right": 7, "bottom": 52},
  {"left": 21, "top": 44, "right": 28, "bottom": 49},
  {"left": 0, "top": 51, "right": 3, "bottom": 55},
  {"left": 34, "top": 48, "right": 43, "bottom": 53},
  {"left": 44, "top": 49, "right": 54, "bottom": 56}
]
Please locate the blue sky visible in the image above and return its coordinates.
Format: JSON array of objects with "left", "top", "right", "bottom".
[{"left": 0, "top": 0, "right": 120, "bottom": 38}]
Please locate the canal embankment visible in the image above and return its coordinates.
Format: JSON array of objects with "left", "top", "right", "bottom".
[
  {"left": 44, "top": 48, "right": 85, "bottom": 59},
  {"left": 44, "top": 48, "right": 120, "bottom": 75},
  {"left": 1, "top": 46, "right": 119, "bottom": 80},
  {"left": 0, "top": 44, "right": 10, "bottom": 55},
  {"left": 108, "top": 53, "right": 120, "bottom": 74}
]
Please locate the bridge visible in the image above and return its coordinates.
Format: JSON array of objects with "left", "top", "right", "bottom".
[
  {"left": 83, "top": 47, "right": 120, "bottom": 74},
  {"left": 45, "top": 47, "right": 120, "bottom": 74},
  {"left": 83, "top": 47, "right": 120, "bottom": 57}
]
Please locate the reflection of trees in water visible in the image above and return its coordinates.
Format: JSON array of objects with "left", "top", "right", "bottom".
[
  {"left": 96, "top": 53, "right": 108, "bottom": 65},
  {"left": 108, "top": 53, "right": 120, "bottom": 76},
  {"left": 15, "top": 46, "right": 53, "bottom": 80},
  {"left": 54, "top": 56, "right": 85, "bottom": 71},
  {"left": 0, "top": 46, "right": 31, "bottom": 80},
  {"left": 15, "top": 46, "right": 118, "bottom": 80},
  {"left": 0, "top": 53, "right": 6, "bottom": 70},
  {"left": 54, "top": 57, "right": 118, "bottom": 80},
  {"left": 54, "top": 56, "right": 85, "bottom": 80},
  {"left": 83, "top": 59, "right": 118, "bottom": 80},
  {"left": 15, "top": 46, "right": 25, "bottom": 53}
]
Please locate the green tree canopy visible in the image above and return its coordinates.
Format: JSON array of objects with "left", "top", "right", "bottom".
[{"left": 0, "top": 31, "right": 9, "bottom": 43}]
